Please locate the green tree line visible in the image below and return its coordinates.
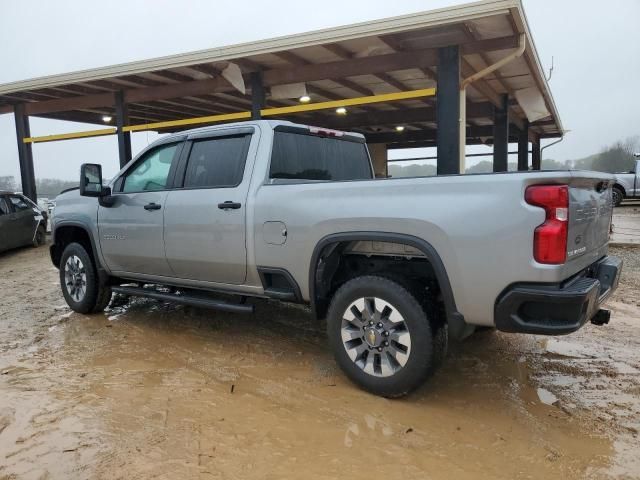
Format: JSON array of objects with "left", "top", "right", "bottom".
[
  {"left": 389, "top": 136, "right": 639, "bottom": 178},
  {"left": 0, "top": 176, "right": 78, "bottom": 197}
]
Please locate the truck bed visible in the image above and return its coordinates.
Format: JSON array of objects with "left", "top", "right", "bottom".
[{"left": 253, "top": 169, "right": 613, "bottom": 326}]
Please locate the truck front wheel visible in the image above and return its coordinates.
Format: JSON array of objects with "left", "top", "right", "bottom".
[
  {"left": 326, "top": 275, "right": 443, "bottom": 397},
  {"left": 612, "top": 186, "right": 624, "bottom": 207},
  {"left": 60, "top": 242, "right": 112, "bottom": 314}
]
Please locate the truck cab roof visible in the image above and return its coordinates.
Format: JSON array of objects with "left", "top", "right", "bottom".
[{"left": 154, "top": 119, "right": 365, "bottom": 146}]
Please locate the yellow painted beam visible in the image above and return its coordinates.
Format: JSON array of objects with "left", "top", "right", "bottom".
[
  {"left": 262, "top": 88, "right": 436, "bottom": 117},
  {"left": 124, "top": 88, "right": 437, "bottom": 132},
  {"left": 123, "top": 111, "right": 251, "bottom": 133},
  {"left": 24, "top": 128, "right": 116, "bottom": 144},
  {"left": 23, "top": 87, "right": 436, "bottom": 143}
]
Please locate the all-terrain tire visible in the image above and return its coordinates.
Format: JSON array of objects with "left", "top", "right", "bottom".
[
  {"left": 612, "top": 187, "right": 624, "bottom": 207},
  {"left": 60, "top": 242, "right": 112, "bottom": 314},
  {"left": 326, "top": 275, "right": 445, "bottom": 397}
]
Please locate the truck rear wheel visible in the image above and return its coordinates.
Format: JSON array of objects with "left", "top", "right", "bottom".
[
  {"left": 326, "top": 275, "right": 443, "bottom": 397},
  {"left": 60, "top": 242, "right": 112, "bottom": 314}
]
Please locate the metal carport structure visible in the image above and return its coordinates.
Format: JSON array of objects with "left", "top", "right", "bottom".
[{"left": 0, "top": 0, "right": 562, "bottom": 201}]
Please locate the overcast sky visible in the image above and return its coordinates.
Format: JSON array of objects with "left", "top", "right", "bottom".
[{"left": 0, "top": 0, "right": 639, "bottom": 182}]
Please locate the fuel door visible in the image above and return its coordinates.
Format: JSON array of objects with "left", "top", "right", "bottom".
[{"left": 263, "top": 221, "right": 287, "bottom": 245}]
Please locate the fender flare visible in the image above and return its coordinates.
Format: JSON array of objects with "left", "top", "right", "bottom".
[
  {"left": 612, "top": 183, "right": 626, "bottom": 194},
  {"left": 51, "top": 221, "right": 109, "bottom": 281},
  {"left": 308, "top": 232, "right": 465, "bottom": 332}
]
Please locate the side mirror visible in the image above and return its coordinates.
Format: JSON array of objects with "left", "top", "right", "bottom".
[{"left": 80, "top": 163, "right": 104, "bottom": 197}]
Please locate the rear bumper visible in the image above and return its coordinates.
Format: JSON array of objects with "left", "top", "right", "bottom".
[{"left": 495, "top": 256, "right": 622, "bottom": 335}]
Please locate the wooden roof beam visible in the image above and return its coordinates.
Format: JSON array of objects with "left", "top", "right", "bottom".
[
  {"left": 460, "top": 59, "right": 524, "bottom": 131},
  {"left": 271, "top": 51, "right": 372, "bottom": 98},
  {"left": 263, "top": 47, "right": 438, "bottom": 88},
  {"left": 340, "top": 38, "right": 435, "bottom": 105},
  {"left": 310, "top": 102, "right": 493, "bottom": 130},
  {"left": 366, "top": 124, "right": 522, "bottom": 145},
  {"left": 320, "top": 44, "right": 416, "bottom": 103},
  {"left": 18, "top": 36, "right": 520, "bottom": 115}
]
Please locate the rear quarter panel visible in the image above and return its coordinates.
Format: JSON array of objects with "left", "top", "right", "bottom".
[{"left": 252, "top": 170, "right": 611, "bottom": 327}]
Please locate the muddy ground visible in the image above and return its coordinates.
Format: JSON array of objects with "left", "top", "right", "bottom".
[
  {"left": 611, "top": 201, "right": 640, "bottom": 245},
  {"left": 0, "top": 241, "right": 638, "bottom": 479}
]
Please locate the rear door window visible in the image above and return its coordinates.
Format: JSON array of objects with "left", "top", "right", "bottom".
[
  {"left": 269, "top": 131, "right": 372, "bottom": 181},
  {"left": 183, "top": 135, "right": 251, "bottom": 188}
]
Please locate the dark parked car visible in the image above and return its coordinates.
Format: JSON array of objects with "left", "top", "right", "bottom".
[{"left": 0, "top": 191, "right": 47, "bottom": 253}]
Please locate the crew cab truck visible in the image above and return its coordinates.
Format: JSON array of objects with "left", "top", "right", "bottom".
[
  {"left": 611, "top": 158, "right": 640, "bottom": 207},
  {"left": 50, "top": 120, "right": 622, "bottom": 397}
]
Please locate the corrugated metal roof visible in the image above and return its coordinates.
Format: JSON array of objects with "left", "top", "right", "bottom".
[
  {"left": 0, "top": 0, "right": 563, "bottom": 144},
  {"left": 0, "top": 0, "right": 518, "bottom": 94}
]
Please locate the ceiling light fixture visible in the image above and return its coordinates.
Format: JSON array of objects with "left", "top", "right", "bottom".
[
  {"left": 395, "top": 125, "right": 406, "bottom": 132},
  {"left": 335, "top": 107, "right": 347, "bottom": 115},
  {"left": 299, "top": 95, "right": 311, "bottom": 103},
  {"left": 102, "top": 115, "right": 112, "bottom": 123}
]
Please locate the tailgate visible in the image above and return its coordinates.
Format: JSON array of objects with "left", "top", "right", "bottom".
[{"left": 567, "top": 174, "right": 613, "bottom": 263}]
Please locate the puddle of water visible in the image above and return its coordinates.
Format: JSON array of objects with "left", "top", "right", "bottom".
[
  {"left": 3, "top": 263, "right": 636, "bottom": 480},
  {"left": 537, "top": 388, "right": 559, "bottom": 405},
  {"left": 0, "top": 356, "right": 102, "bottom": 479},
  {"left": 31, "top": 302, "right": 612, "bottom": 480}
]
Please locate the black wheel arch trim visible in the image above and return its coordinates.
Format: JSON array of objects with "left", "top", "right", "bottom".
[
  {"left": 257, "top": 266, "right": 303, "bottom": 303},
  {"left": 308, "top": 232, "right": 465, "bottom": 332},
  {"left": 612, "top": 183, "right": 626, "bottom": 195},
  {"left": 50, "top": 221, "right": 109, "bottom": 284}
]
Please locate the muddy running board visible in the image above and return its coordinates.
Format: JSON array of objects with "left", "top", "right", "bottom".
[{"left": 112, "top": 286, "right": 255, "bottom": 314}]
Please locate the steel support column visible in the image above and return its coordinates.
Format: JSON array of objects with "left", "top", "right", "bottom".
[
  {"left": 115, "top": 91, "right": 132, "bottom": 168},
  {"left": 517, "top": 120, "right": 529, "bottom": 171},
  {"left": 14, "top": 104, "right": 37, "bottom": 201},
  {"left": 493, "top": 94, "right": 509, "bottom": 172},
  {"left": 436, "top": 45, "right": 460, "bottom": 175},
  {"left": 532, "top": 138, "right": 541, "bottom": 170},
  {"left": 250, "top": 72, "right": 265, "bottom": 120}
]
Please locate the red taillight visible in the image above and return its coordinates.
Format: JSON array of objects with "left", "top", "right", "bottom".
[{"left": 525, "top": 185, "right": 569, "bottom": 264}]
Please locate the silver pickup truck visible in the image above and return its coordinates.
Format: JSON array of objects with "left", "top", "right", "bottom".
[
  {"left": 50, "top": 120, "right": 622, "bottom": 397},
  {"left": 612, "top": 158, "right": 640, "bottom": 206}
]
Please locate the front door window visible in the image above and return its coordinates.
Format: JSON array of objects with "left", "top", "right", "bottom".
[{"left": 122, "top": 144, "right": 178, "bottom": 193}]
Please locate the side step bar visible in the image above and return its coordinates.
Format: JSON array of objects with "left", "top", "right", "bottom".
[{"left": 112, "top": 285, "right": 254, "bottom": 314}]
